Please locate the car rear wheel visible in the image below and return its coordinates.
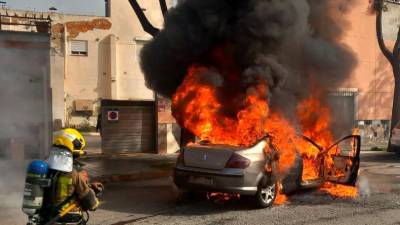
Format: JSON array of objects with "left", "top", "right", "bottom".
[{"left": 253, "top": 181, "right": 277, "bottom": 208}]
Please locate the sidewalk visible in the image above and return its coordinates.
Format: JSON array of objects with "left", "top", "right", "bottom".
[
  {"left": 80, "top": 153, "right": 178, "bottom": 183},
  {"left": 79, "top": 131, "right": 392, "bottom": 185},
  {"left": 80, "top": 132, "right": 178, "bottom": 183},
  {"left": 361, "top": 139, "right": 388, "bottom": 151},
  {"left": 82, "top": 132, "right": 102, "bottom": 155}
]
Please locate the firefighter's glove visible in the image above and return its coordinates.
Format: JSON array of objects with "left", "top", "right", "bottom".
[
  {"left": 80, "top": 189, "right": 100, "bottom": 211},
  {"left": 91, "top": 182, "right": 104, "bottom": 197}
]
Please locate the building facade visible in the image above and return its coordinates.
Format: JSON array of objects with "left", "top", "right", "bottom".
[
  {"left": 0, "top": 0, "right": 180, "bottom": 154},
  {"left": 0, "top": 0, "right": 399, "bottom": 153}
]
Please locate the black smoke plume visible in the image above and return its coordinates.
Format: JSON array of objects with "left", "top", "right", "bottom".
[{"left": 140, "top": 0, "right": 357, "bottom": 124}]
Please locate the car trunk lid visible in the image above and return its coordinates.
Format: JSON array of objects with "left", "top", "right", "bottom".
[{"left": 183, "top": 144, "right": 245, "bottom": 170}]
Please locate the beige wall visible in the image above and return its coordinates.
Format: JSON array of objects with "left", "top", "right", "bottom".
[
  {"left": 0, "top": 0, "right": 174, "bottom": 127},
  {"left": 0, "top": 1, "right": 179, "bottom": 153},
  {"left": 0, "top": 10, "right": 68, "bottom": 127},
  {"left": 49, "top": 14, "right": 113, "bottom": 127},
  {"left": 383, "top": 2, "right": 400, "bottom": 40},
  {"left": 50, "top": 28, "right": 65, "bottom": 127},
  {"left": 32, "top": 0, "right": 172, "bottom": 127},
  {"left": 0, "top": 9, "right": 112, "bottom": 127},
  {"left": 107, "top": 0, "right": 173, "bottom": 101},
  {"left": 62, "top": 0, "right": 174, "bottom": 126}
]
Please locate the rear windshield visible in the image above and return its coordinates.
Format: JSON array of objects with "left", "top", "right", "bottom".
[
  {"left": 186, "top": 143, "right": 247, "bottom": 151},
  {"left": 188, "top": 138, "right": 267, "bottom": 150}
]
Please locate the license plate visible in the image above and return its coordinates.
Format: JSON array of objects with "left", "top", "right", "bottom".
[{"left": 188, "top": 176, "right": 214, "bottom": 185}]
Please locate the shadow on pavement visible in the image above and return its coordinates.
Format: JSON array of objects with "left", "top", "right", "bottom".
[
  {"left": 360, "top": 151, "right": 398, "bottom": 163},
  {"left": 97, "top": 177, "right": 362, "bottom": 221}
]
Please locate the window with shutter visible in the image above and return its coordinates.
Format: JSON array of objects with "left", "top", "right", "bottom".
[{"left": 70, "top": 40, "right": 88, "bottom": 56}]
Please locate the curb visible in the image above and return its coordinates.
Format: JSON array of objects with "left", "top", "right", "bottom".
[
  {"left": 92, "top": 170, "right": 173, "bottom": 184},
  {"left": 82, "top": 152, "right": 149, "bottom": 159},
  {"left": 81, "top": 152, "right": 178, "bottom": 159},
  {"left": 81, "top": 132, "right": 101, "bottom": 136}
]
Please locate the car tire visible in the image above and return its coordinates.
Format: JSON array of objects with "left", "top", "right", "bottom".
[{"left": 253, "top": 181, "right": 277, "bottom": 208}]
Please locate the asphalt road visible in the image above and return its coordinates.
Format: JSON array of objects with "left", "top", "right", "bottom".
[
  {"left": 90, "top": 151, "right": 400, "bottom": 225},
  {"left": 3, "top": 151, "right": 400, "bottom": 225}
]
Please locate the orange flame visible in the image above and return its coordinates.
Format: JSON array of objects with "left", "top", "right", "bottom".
[
  {"left": 319, "top": 182, "right": 358, "bottom": 198},
  {"left": 172, "top": 65, "right": 270, "bottom": 146},
  {"left": 274, "top": 182, "right": 288, "bottom": 205},
  {"left": 207, "top": 192, "right": 240, "bottom": 204},
  {"left": 296, "top": 95, "right": 335, "bottom": 181},
  {"left": 274, "top": 193, "right": 288, "bottom": 205}
]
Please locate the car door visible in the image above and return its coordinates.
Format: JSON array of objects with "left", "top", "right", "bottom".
[{"left": 322, "top": 135, "right": 361, "bottom": 186}]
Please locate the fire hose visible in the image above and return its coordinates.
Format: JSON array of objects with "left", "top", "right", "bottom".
[{"left": 43, "top": 201, "right": 80, "bottom": 225}]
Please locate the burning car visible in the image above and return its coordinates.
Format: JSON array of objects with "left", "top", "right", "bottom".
[{"left": 174, "top": 134, "right": 360, "bottom": 208}]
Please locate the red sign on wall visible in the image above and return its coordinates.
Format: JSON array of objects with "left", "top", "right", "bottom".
[{"left": 107, "top": 110, "right": 119, "bottom": 121}]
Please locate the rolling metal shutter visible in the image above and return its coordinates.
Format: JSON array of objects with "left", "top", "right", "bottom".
[
  {"left": 328, "top": 90, "right": 357, "bottom": 138},
  {"left": 101, "top": 100, "right": 156, "bottom": 153}
]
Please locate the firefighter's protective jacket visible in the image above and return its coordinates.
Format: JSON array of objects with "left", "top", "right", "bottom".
[{"left": 54, "top": 169, "right": 99, "bottom": 211}]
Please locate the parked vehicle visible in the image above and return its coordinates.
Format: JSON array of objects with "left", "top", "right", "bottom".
[{"left": 173, "top": 135, "right": 361, "bottom": 208}]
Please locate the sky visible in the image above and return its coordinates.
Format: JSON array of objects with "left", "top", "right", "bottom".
[{"left": 4, "top": 0, "right": 105, "bottom": 16}]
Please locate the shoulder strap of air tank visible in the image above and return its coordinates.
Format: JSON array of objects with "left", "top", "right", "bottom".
[
  {"left": 39, "top": 170, "right": 61, "bottom": 223},
  {"left": 50, "top": 171, "right": 60, "bottom": 206}
]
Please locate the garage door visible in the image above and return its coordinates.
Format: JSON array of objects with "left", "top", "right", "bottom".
[{"left": 101, "top": 100, "right": 156, "bottom": 153}]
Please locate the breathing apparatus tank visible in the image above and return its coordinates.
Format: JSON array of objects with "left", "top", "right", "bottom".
[{"left": 22, "top": 160, "right": 51, "bottom": 216}]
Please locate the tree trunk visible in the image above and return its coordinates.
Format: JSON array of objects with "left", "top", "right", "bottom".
[
  {"left": 128, "top": 0, "right": 160, "bottom": 36},
  {"left": 374, "top": 0, "right": 400, "bottom": 152},
  {"left": 389, "top": 65, "right": 400, "bottom": 154},
  {"left": 159, "top": 0, "right": 168, "bottom": 17},
  {"left": 390, "top": 65, "right": 400, "bottom": 133}
]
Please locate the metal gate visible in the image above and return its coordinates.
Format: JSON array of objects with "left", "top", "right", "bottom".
[{"left": 101, "top": 100, "right": 156, "bottom": 153}]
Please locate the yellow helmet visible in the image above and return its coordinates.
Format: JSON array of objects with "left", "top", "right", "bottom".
[{"left": 53, "top": 128, "right": 86, "bottom": 157}]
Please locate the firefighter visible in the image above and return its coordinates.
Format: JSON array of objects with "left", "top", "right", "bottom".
[{"left": 42, "top": 128, "right": 103, "bottom": 224}]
